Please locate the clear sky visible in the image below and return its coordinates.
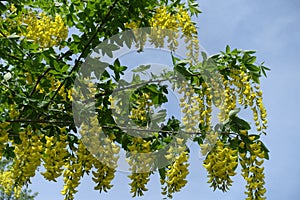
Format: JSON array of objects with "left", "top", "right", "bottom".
[{"left": 29, "top": 0, "right": 300, "bottom": 199}]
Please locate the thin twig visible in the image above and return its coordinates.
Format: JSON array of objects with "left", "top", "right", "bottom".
[
  {"left": 3, "top": 53, "right": 23, "bottom": 62},
  {"left": 6, "top": 119, "right": 73, "bottom": 124},
  {"left": 102, "top": 125, "right": 200, "bottom": 135},
  {"left": 29, "top": 67, "right": 52, "bottom": 96}
]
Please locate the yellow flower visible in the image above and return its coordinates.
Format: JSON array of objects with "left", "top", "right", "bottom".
[
  {"left": 162, "top": 151, "right": 189, "bottom": 198},
  {"left": 23, "top": 12, "right": 68, "bottom": 48},
  {"left": 241, "top": 141, "right": 266, "bottom": 199},
  {"left": 203, "top": 140, "right": 238, "bottom": 192}
]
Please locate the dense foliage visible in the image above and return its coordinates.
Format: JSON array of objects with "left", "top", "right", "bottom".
[{"left": 0, "top": 0, "right": 270, "bottom": 199}]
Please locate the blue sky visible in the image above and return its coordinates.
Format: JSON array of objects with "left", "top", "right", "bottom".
[{"left": 29, "top": 0, "right": 300, "bottom": 199}]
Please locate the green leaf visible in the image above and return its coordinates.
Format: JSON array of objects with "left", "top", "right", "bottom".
[
  {"left": 159, "top": 167, "right": 166, "bottom": 180},
  {"left": 3, "top": 144, "right": 15, "bottom": 159},
  {"left": 151, "top": 109, "right": 167, "bottom": 124},
  {"left": 229, "top": 137, "right": 239, "bottom": 149},
  {"left": 193, "top": 136, "right": 203, "bottom": 145},
  {"left": 260, "top": 63, "right": 270, "bottom": 77},
  {"left": 60, "top": 64, "right": 70, "bottom": 73},
  {"left": 226, "top": 45, "right": 231, "bottom": 54},
  {"left": 146, "top": 84, "right": 159, "bottom": 94},
  {"left": 101, "top": 43, "right": 120, "bottom": 58},
  {"left": 250, "top": 72, "right": 260, "bottom": 84},
  {"left": 201, "top": 51, "right": 207, "bottom": 61},
  {"left": 188, "top": 0, "right": 202, "bottom": 16},
  {"left": 174, "top": 61, "right": 193, "bottom": 76},
  {"left": 163, "top": 136, "right": 172, "bottom": 143},
  {"left": 244, "top": 50, "right": 256, "bottom": 54},
  {"left": 132, "top": 73, "right": 141, "bottom": 83},
  {"left": 259, "top": 140, "right": 270, "bottom": 160},
  {"left": 231, "top": 116, "right": 251, "bottom": 130},
  {"left": 171, "top": 54, "right": 180, "bottom": 66},
  {"left": 246, "top": 64, "right": 260, "bottom": 72},
  {"left": 229, "top": 108, "right": 241, "bottom": 117},
  {"left": 0, "top": 2, "right": 6, "bottom": 12},
  {"left": 246, "top": 56, "right": 256, "bottom": 64},
  {"left": 7, "top": 33, "right": 20, "bottom": 39},
  {"left": 132, "top": 64, "right": 151, "bottom": 73},
  {"left": 231, "top": 48, "right": 240, "bottom": 55},
  {"left": 121, "top": 30, "right": 134, "bottom": 49},
  {"left": 114, "top": 58, "right": 120, "bottom": 67},
  {"left": 218, "top": 65, "right": 228, "bottom": 70},
  {"left": 72, "top": 34, "right": 81, "bottom": 43}
]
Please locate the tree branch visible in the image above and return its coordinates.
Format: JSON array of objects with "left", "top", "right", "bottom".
[
  {"left": 95, "top": 77, "right": 174, "bottom": 98},
  {"left": 29, "top": 67, "right": 52, "bottom": 96},
  {"left": 102, "top": 125, "right": 200, "bottom": 135},
  {"left": 49, "top": 0, "right": 120, "bottom": 104},
  {"left": 6, "top": 119, "right": 73, "bottom": 124}
]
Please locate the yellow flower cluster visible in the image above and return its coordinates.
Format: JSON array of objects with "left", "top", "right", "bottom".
[
  {"left": 92, "top": 158, "right": 116, "bottom": 193},
  {"left": 127, "top": 137, "right": 152, "bottom": 197},
  {"left": 240, "top": 141, "right": 266, "bottom": 200},
  {"left": 201, "top": 82, "right": 213, "bottom": 132},
  {"left": 61, "top": 154, "right": 83, "bottom": 200},
  {"left": 128, "top": 171, "right": 150, "bottom": 197},
  {"left": 150, "top": 6, "right": 199, "bottom": 62},
  {"left": 129, "top": 93, "right": 153, "bottom": 124},
  {"left": 164, "top": 137, "right": 186, "bottom": 161},
  {"left": 33, "top": 73, "right": 72, "bottom": 102},
  {"left": 162, "top": 151, "right": 189, "bottom": 198},
  {"left": 218, "top": 69, "right": 267, "bottom": 132},
  {"left": 79, "top": 115, "right": 119, "bottom": 194},
  {"left": 41, "top": 134, "right": 69, "bottom": 181},
  {"left": 178, "top": 78, "right": 219, "bottom": 135},
  {"left": 176, "top": 6, "right": 199, "bottom": 62},
  {"left": 76, "top": 141, "right": 94, "bottom": 174},
  {"left": 0, "top": 170, "right": 21, "bottom": 198},
  {"left": 2, "top": 126, "right": 43, "bottom": 194},
  {"left": 127, "top": 137, "right": 152, "bottom": 155},
  {"left": 23, "top": 12, "right": 68, "bottom": 48},
  {"left": 203, "top": 140, "right": 238, "bottom": 191},
  {"left": 124, "top": 21, "right": 147, "bottom": 51},
  {"left": 205, "top": 75, "right": 225, "bottom": 108},
  {"left": 0, "top": 122, "right": 10, "bottom": 159},
  {"left": 9, "top": 104, "right": 20, "bottom": 119},
  {"left": 252, "top": 90, "right": 267, "bottom": 132},
  {"left": 9, "top": 4, "right": 17, "bottom": 13},
  {"left": 178, "top": 82, "right": 202, "bottom": 133},
  {"left": 200, "top": 131, "right": 218, "bottom": 156},
  {"left": 149, "top": 6, "right": 179, "bottom": 51},
  {"left": 80, "top": 116, "right": 120, "bottom": 159},
  {"left": 124, "top": 5, "right": 199, "bottom": 60},
  {"left": 218, "top": 79, "right": 237, "bottom": 121},
  {"left": 151, "top": 6, "right": 178, "bottom": 31},
  {"left": 13, "top": 127, "right": 43, "bottom": 179},
  {"left": 61, "top": 140, "right": 95, "bottom": 199},
  {"left": 150, "top": 6, "right": 197, "bottom": 36},
  {"left": 176, "top": 6, "right": 197, "bottom": 36},
  {"left": 50, "top": 80, "right": 69, "bottom": 101}
]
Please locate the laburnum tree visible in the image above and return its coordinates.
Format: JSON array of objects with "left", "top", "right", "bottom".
[
  {"left": 0, "top": 0, "right": 270, "bottom": 200},
  {"left": 0, "top": 159, "right": 38, "bottom": 200}
]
